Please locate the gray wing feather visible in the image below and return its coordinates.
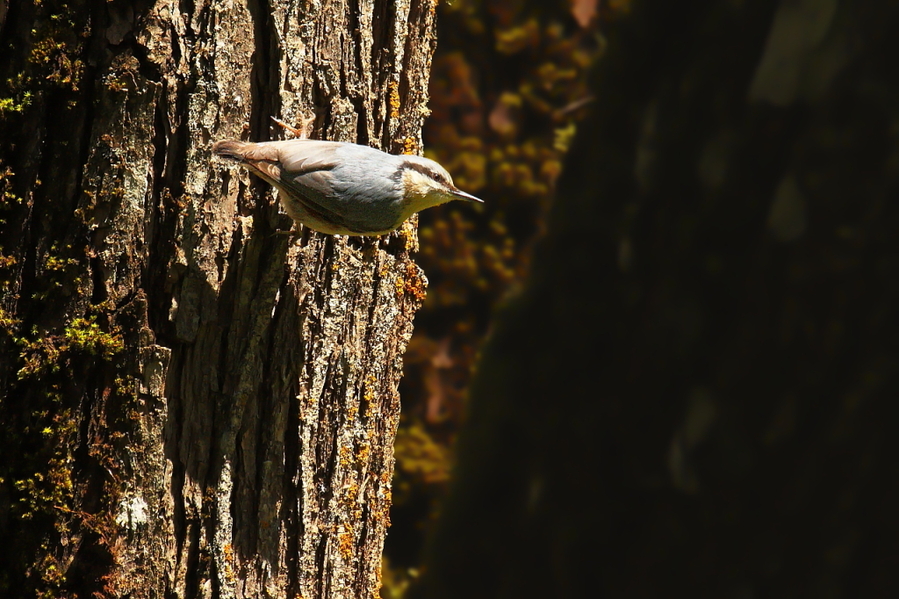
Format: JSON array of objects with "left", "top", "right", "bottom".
[
  {"left": 275, "top": 140, "right": 345, "bottom": 173},
  {"left": 267, "top": 141, "right": 355, "bottom": 229},
  {"left": 271, "top": 141, "right": 403, "bottom": 233}
]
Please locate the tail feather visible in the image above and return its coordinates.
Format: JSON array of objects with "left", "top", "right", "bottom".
[
  {"left": 212, "top": 140, "right": 254, "bottom": 161},
  {"left": 212, "top": 140, "right": 283, "bottom": 187},
  {"left": 212, "top": 140, "right": 285, "bottom": 163}
]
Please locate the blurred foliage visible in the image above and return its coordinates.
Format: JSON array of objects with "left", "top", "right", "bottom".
[
  {"left": 412, "top": 1, "right": 899, "bottom": 597},
  {"left": 387, "top": 0, "right": 630, "bottom": 589}
]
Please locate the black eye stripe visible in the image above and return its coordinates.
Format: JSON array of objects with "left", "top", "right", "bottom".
[{"left": 404, "top": 161, "right": 449, "bottom": 186}]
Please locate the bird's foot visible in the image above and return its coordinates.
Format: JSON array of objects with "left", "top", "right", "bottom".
[{"left": 271, "top": 114, "right": 315, "bottom": 139}]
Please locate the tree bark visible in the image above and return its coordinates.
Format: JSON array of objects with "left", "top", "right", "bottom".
[{"left": 0, "top": 0, "right": 437, "bottom": 597}]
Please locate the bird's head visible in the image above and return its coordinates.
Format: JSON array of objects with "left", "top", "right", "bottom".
[{"left": 399, "top": 155, "right": 483, "bottom": 215}]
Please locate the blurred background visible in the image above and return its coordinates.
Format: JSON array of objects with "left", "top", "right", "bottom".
[
  {"left": 386, "top": 1, "right": 899, "bottom": 597},
  {"left": 384, "top": 0, "right": 609, "bottom": 593}
]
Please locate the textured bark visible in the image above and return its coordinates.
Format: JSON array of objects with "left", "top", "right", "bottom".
[{"left": 0, "top": 0, "right": 437, "bottom": 597}]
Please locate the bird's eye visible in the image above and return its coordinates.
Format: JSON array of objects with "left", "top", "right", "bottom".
[{"left": 431, "top": 170, "right": 450, "bottom": 187}]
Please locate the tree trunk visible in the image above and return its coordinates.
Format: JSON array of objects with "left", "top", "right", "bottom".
[{"left": 0, "top": 0, "right": 437, "bottom": 597}]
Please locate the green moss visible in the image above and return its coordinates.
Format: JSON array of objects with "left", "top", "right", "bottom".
[
  {"left": 64, "top": 316, "right": 125, "bottom": 358},
  {"left": 0, "top": 307, "right": 19, "bottom": 333},
  {"left": 12, "top": 411, "right": 76, "bottom": 520},
  {"left": 0, "top": 92, "right": 33, "bottom": 114},
  {"left": 17, "top": 314, "right": 124, "bottom": 380},
  {"left": 0, "top": 165, "right": 23, "bottom": 206},
  {"left": 1, "top": 302, "right": 129, "bottom": 596},
  {"left": 30, "top": 244, "right": 85, "bottom": 301},
  {"left": 26, "top": 3, "right": 87, "bottom": 92},
  {"left": 0, "top": 4, "right": 111, "bottom": 593},
  {"left": 0, "top": 1, "right": 90, "bottom": 140}
]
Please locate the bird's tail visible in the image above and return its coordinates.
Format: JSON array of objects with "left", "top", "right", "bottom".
[
  {"left": 212, "top": 140, "right": 253, "bottom": 161},
  {"left": 212, "top": 140, "right": 284, "bottom": 164}
]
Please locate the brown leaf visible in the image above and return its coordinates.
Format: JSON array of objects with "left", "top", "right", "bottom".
[{"left": 571, "top": 0, "right": 598, "bottom": 28}]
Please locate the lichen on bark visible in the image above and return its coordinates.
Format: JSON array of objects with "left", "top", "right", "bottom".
[{"left": 0, "top": 0, "right": 438, "bottom": 597}]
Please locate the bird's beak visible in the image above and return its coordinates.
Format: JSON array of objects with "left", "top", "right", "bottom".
[{"left": 451, "top": 188, "right": 484, "bottom": 203}]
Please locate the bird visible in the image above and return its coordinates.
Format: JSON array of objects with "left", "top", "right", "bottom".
[{"left": 212, "top": 138, "right": 483, "bottom": 236}]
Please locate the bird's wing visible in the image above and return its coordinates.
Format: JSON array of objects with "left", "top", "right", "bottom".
[
  {"left": 225, "top": 140, "right": 350, "bottom": 230},
  {"left": 275, "top": 142, "right": 345, "bottom": 201},
  {"left": 274, "top": 140, "right": 346, "bottom": 175},
  {"left": 269, "top": 141, "right": 358, "bottom": 229}
]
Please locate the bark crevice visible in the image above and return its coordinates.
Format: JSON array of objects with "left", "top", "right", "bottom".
[{"left": 0, "top": 1, "right": 436, "bottom": 596}]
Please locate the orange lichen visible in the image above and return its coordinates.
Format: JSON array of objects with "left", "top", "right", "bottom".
[
  {"left": 388, "top": 81, "right": 401, "bottom": 120},
  {"left": 399, "top": 263, "right": 427, "bottom": 302},
  {"left": 338, "top": 527, "right": 355, "bottom": 560},
  {"left": 401, "top": 136, "right": 419, "bottom": 156}
]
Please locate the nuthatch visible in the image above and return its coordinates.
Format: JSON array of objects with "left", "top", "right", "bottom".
[{"left": 212, "top": 138, "right": 483, "bottom": 236}]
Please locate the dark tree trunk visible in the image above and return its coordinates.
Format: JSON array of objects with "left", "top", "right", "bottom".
[
  {"left": 0, "top": 0, "right": 437, "bottom": 597},
  {"left": 416, "top": 1, "right": 899, "bottom": 598}
]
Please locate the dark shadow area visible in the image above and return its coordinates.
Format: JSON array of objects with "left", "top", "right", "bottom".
[{"left": 413, "top": 2, "right": 899, "bottom": 597}]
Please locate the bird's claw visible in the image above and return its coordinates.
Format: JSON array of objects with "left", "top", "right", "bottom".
[{"left": 271, "top": 115, "right": 315, "bottom": 139}]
